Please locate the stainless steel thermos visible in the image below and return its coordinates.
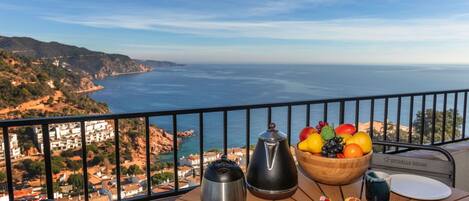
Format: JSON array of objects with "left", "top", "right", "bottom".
[{"left": 201, "top": 155, "right": 246, "bottom": 201}]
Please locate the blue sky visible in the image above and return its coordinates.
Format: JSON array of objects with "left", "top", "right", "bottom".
[{"left": 1, "top": 0, "right": 469, "bottom": 64}]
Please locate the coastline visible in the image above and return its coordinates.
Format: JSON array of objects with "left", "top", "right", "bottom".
[
  {"left": 76, "top": 85, "right": 104, "bottom": 93},
  {"left": 110, "top": 69, "right": 153, "bottom": 77}
]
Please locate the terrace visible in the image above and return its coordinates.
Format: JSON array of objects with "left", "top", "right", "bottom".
[{"left": 1, "top": 88, "right": 469, "bottom": 200}]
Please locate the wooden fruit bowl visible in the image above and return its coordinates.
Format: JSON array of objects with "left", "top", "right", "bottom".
[{"left": 295, "top": 146, "right": 372, "bottom": 185}]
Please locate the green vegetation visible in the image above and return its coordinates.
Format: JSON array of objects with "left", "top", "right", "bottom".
[
  {"left": 0, "top": 172, "right": 6, "bottom": 183},
  {"left": 151, "top": 162, "right": 174, "bottom": 171},
  {"left": 89, "top": 155, "right": 104, "bottom": 167},
  {"left": 371, "top": 109, "right": 464, "bottom": 152},
  {"left": 15, "top": 127, "right": 36, "bottom": 151},
  {"left": 66, "top": 159, "right": 82, "bottom": 173},
  {"left": 60, "top": 149, "right": 78, "bottom": 158},
  {"left": 67, "top": 174, "right": 83, "bottom": 194},
  {"left": 17, "top": 159, "right": 45, "bottom": 179},
  {"left": 122, "top": 164, "right": 143, "bottom": 176},
  {"left": 0, "top": 78, "right": 53, "bottom": 108},
  {"left": 0, "top": 50, "right": 109, "bottom": 116},
  {"left": 0, "top": 172, "right": 6, "bottom": 192},
  {"left": 52, "top": 156, "right": 66, "bottom": 174},
  {"left": 413, "top": 109, "right": 463, "bottom": 142},
  {"left": 151, "top": 172, "right": 174, "bottom": 185},
  {"left": 87, "top": 144, "right": 99, "bottom": 154},
  {"left": 0, "top": 35, "right": 151, "bottom": 78}
]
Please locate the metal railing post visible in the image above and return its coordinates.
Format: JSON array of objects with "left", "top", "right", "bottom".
[
  {"left": 370, "top": 99, "right": 375, "bottom": 139},
  {"left": 323, "top": 102, "right": 328, "bottom": 122},
  {"left": 463, "top": 92, "right": 468, "bottom": 139},
  {"left": 383, "top": 98, "right": 388, "bottom": 152},
  {"left": 268, "top": 107, "right": 272, "bottom": 125},
  {"left": 339, "top": 101, "right": 345, "bottom": 124},
  {"left": 452, "top": 93, "right": 458, "bottom": 141},
  {"left": 396, "top": 97, "right": 401, "bottom": 151},
  {"left": 442, "top": 93, "right": 448, "bottom": 142},
  {"left": 172, "top": 114, "right": 179, "bottom": 191},
  {"left": 42, "top": 124, "right": 54, "bottom": 199},
  {"left": 432, "top": 94, "right": 437, "bottom": 145},
  {"left": 80, "top": 121, "right": 90, "bottom": 201},
  {"left": 421, "top": 95, "right": 426, "bottom": 144},
  {"left": 223, "top": 111, "right": 228, "bottom": 155},
  {"left": 287, "top": 105, "right": 292, "bottom": 146},
  {"left": 114, "top": 119, "right": 121, "bottom": 200},
  {"left": 246, "top": 109, "right": 251, "bottom": 169},
  {"left": 355, "top": 100, "right": 360, "bottom": 129},
  {"left": 199, "top": 113, "right": 204, "bottom": 183},
  {"left": 145, "top": 117, "right": 152, "bottom": 195},
  {"left": 2, "top": 127, "right": 14, "bottom": 201},
  {"left": 409, "top": 96, "right": 414, "bottom": 144}
]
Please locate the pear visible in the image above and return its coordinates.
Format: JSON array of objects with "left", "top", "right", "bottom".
[{"left": 298, "top": 133, "right": 323, "bottom": 154}]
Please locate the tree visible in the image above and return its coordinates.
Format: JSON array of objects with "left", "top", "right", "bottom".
[
  {"left": 0, "top": 172, "right": 6, "bottom": 191},
  {"left": 89, "top": 155, "right": 104, "bottom": 167},
  {"left": 18, "top": 159, "right": 45, "bottom": 178},
  {"left": 67, "top": 174, "right": 83, "bottom": 194},
  {"left": 60, "top": 149, "right": 76, "bottom": 158},
  {"left": 151, "top": 172, "right": 174, "bottom": 185},
  {"left": 86, "top": 144, "right": 99, "bottom": 154},
  {"left": 0, "top": 172, "right": 6, "bottom": 183},
  {"left": 51, "top": 157, "right": 66, "bottom": 174},
  {"left": 66, "top": 159, "right": 81, "bottom": 173},
  {"left": 413, "top": 109, "right": 463, "bottom": 143},
  {"left": 126, "top": 164, "right": 143, "bottom": 176}
]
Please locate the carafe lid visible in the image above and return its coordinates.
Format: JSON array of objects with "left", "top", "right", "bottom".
[
  {"left": 259, "top": 123, "right": 287, "bottom": 143},
  {"left": 204, "top": 155, "right": 244, "bottom": 182}
]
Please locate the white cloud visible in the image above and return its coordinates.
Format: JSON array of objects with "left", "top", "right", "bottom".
[{"left": 44, "top": 13, "right": 469, "bottom": 42}]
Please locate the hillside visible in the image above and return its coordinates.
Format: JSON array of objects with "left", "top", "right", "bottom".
[
  {"left": 137, "top": 59, "right": 184, "bottom": 68},
  {"left": 0, "top": 50, "right": 108, "bottom": 119},
  {"left": 0, "top": 35, "right": 153, "bottom": 79}
]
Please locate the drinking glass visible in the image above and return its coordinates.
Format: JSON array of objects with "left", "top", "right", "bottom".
[{"left": 365, "top": 171, "right": 391, "bottom": 201}]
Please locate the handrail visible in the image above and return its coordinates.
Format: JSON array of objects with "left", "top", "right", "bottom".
[{"left": 1, "top": 88, "right": 469, "bottom": 127}]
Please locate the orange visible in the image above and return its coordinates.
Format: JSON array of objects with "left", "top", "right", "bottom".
[{"left": 343, "top": 143, "right": 363, "bottom": 158}]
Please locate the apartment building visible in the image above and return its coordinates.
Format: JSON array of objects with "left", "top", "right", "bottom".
[
  {"left": 179, "top": 151, "right": 219, "bottom": 168},
  {"left": 34, "top": 120, "right": 114, "bottom": 153},
  {"left": 0, "top": 133, "right": 22, "bottom": 160}
]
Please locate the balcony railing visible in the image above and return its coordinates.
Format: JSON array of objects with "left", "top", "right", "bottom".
[{"left": 1, "top": 88, "right": 468, "bottom": 200}]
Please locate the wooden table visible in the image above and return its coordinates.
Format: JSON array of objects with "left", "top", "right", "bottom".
[{"left": 177, "top": 171, "right": 469, "bottom": 201}]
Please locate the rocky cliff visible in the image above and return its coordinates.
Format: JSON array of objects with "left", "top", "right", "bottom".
[{"left": 0, "top": 35, "right": 152, "bottom": 79}]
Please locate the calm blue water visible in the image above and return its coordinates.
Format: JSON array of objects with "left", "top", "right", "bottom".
[{"left": 90, "top": 64, "right": 469, "bottom": 159}]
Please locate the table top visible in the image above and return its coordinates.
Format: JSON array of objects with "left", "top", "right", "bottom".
[{"left": 177, "top": 170, "right": 469, "bottom": 201}]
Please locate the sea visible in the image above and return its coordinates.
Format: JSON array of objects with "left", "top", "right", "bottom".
[{"left": 90, "top": 64, "right": 469, "bottom": 160}]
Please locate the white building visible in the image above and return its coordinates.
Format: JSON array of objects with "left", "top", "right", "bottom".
[
  {"left": 0, "top": 133, "right": 22, "bottom": 160},
  {"left": 179, "top": 152, "right": 220, "bottom": 168},
  {"left": 121, "top": 183, "right": 143, "bottom": 198},
  {"left": 34, "top": 120, "right": 114, "bottom": 153}
]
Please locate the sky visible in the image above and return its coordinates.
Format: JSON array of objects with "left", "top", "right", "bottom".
[{"left": 1, "top": 0, "right": 469, "bottom": 64}]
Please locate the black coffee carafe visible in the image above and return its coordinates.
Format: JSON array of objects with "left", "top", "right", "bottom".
[{"left": 246, "top": 123, "right": 298, "bottom": 199}]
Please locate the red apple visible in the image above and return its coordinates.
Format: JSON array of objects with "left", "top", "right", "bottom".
[
  {"left": 335, "top": 124, "right": 356, "bottom": 135},
  {"left": 299, "top": 127, "right": 318, "bottom": 141}
]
